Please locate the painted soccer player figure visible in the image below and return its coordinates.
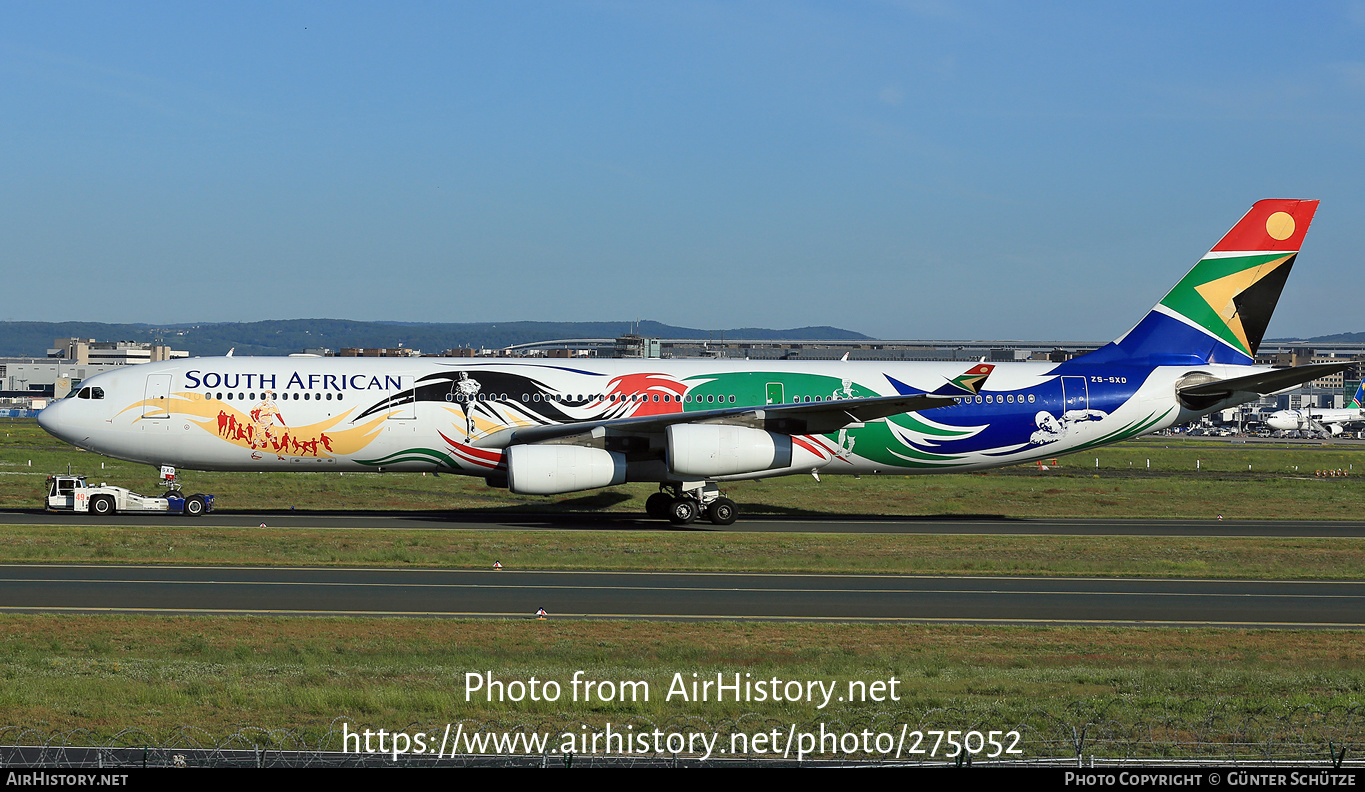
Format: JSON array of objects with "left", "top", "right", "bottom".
[
  {"left": 453, "top": 372, "right": 482, "bottom": 440},
  {"left": 249, "top": 391, "right": 284, "bottom": 450}
]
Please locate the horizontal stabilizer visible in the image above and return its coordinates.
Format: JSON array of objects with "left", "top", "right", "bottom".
[{"left": 1177, "top": 362, "right": 1351, "bottom": 400}]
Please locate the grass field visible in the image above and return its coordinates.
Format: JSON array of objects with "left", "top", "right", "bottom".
[
  {"left": 2, "top": 417, "right": 1362, "bottom": 750},
  {"left": 2, "top": 616, "right": 1360, "bottom": 746},
  {"left": 1, "top": 525, "right": 1362, "bottom": 580},
  {"left": 7, "top": 417, "right": 1365, "bottom": 520},
  {"left": 5, "top": 418, "right": 1365, "bottom": 579}
]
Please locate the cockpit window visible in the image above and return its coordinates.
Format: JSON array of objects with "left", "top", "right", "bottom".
[{"left": 91, "top": 387, "right": 104, "bottom": 400}]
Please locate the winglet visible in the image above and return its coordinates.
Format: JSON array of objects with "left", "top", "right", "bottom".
[{"left": 934, "top": 363, "right": 995, "bottom": 396}]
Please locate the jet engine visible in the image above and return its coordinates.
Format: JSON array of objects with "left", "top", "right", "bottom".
[
  {"left": 507, "top": 444, "right": 627, "bottom": 495},
  {"left": 666, "top": 424, "right": 795, "bottom": 477}
]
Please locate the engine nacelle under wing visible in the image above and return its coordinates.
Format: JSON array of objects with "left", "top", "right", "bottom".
[
  {"left": 667, "top": 424, "right": 796, "bottom": 478},
  {"left": 507, "top": 445, "right": 627, "bottom": 495}
]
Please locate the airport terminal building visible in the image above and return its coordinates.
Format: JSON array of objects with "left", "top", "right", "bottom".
[{"left": 0, "top": 339, "right": 188, "bottom": 412}]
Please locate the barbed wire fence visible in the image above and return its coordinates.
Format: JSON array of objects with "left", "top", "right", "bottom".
[{"left": 1, "top": 700, "right": 1360, "bottom": 768}]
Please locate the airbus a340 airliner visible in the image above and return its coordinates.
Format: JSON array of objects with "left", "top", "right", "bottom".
[
  {"left": 1266, "top": 378, "right": 1365, "bottom": 436},
  {"left": 39, "top": 200, "right": 1345, "bottom": 524}
]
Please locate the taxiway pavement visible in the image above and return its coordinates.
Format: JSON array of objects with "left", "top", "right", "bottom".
[{"left": 1, "top": 564, "right": 1360, "bottom": 627}]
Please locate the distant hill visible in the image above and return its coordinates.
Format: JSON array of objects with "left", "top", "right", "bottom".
[
  {"left": 0, "top": 320, "right": 870, "bottom": 358},
  {"left": 1271, "top": 333, "right": 1365, "bottom": 345}
]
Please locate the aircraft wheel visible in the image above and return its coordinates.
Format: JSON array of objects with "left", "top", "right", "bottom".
[
  {"left": 667, "top": 497, "right": 698, "bottom": 526},
  {"left": 706, "top": 497, "right": 737, "bottom": 526},
  {"left": 646, "top": 492, "right": 672, "bottom": 520},
  {"left": 90, "top": 496, "right": 115, "bottom": 517},
  {"left": 184, "top": 495, "right": 207, "bottom": 517}
]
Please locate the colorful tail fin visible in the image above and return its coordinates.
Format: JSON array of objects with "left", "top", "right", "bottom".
[
  {"left": 1350, "top": 379, "right": 1365, "bottom": 410},
  {"left": 1082, "top": 199, "right": 1318, "bottom": 366}
]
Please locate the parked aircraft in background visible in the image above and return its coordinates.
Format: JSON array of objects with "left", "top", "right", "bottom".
[
  {"left": 1266, "top": 379, "right": 1365, "bottom": 436},
  {"left": 39, "top": 200, "right": 1345, "bottom": 524}
]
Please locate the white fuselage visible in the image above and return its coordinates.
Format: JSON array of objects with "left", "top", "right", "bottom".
[
  {"left": 1266, "top": 407, "right": 1365, "bottom": 434},
  {"left": 37, "top": 355, "right": 1254, "bottom": 483}
]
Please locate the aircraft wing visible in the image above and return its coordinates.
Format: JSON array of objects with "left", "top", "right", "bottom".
[
  {"left": 472, "top": 392, "right": 960, "bottom": 449},
  {"left": 1177, "top": 362, "right": 1352, "bottom": 400}
]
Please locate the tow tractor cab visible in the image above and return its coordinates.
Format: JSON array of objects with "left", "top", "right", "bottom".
[{"left": 44, "top": 473, "right": 213, "bottom": 517}]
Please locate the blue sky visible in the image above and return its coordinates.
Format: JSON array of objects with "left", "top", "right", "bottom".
[{"left": 4, "top": 1, "right": 1364, "bottom": 341}]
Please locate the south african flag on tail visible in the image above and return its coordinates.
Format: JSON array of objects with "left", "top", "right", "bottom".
[{"left": 1081, "top": 200, "right": 1319, "bottom": 367}]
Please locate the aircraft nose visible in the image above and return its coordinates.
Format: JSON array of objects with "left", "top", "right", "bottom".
[
  {"left": 36, "top": 401, "right": 58, "bottom": 434},
  {"left": 37, "top": 399, "right": 75, "bottom": 443}
]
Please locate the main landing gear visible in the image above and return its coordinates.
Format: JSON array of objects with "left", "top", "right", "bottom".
[{"left": 646, "top": 483, "right": 737, "bottom": 526}]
